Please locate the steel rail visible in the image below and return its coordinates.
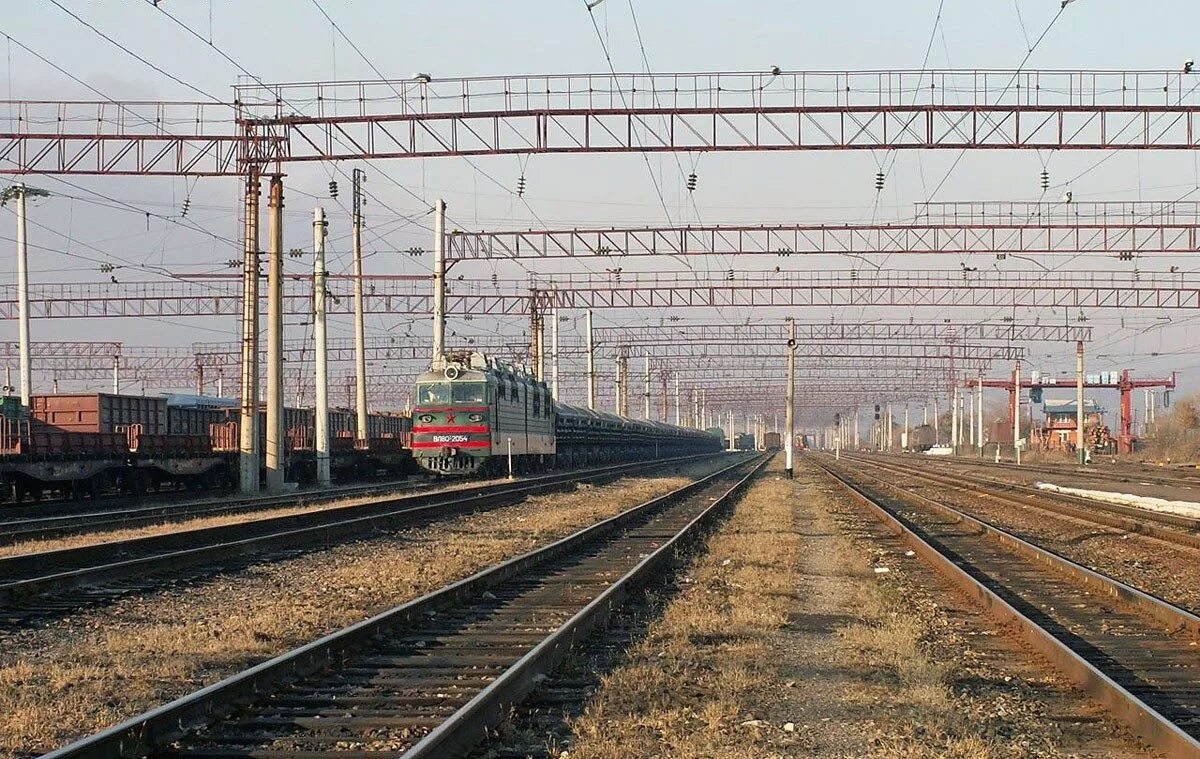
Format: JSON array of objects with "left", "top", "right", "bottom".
[
  {"left": 840, "top": 453, "right": 1200, "bottom": 549},
  {"left": 0, "top": 476, "right": 444, "bottom": 544},
  {"left": 0, "top": 455, "right": 712, "bottom": 609},
  {"left": 816, "top": 457, "right": 1200, "bottom": 757},
  {"left": 925, "top": 455, "right": 1200, "bottom": 492},
  {"left": 41, "top": 453, "right": 765, "bottom": 759}
]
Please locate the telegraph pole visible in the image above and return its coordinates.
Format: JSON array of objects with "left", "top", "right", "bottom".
[
  {"left": 585, "top": 309, "right": 596, "bottom": 409},
  {"left": 313, "top": 207, "right": 331, "bottom": 487},
  {"left": 1076, "top": 340, "right": 1086, "bottom": 465},
  {"left": 431, "top": 199, "right": 447, "bottom": 369},
  {"left": 785, "top": 318, "right": 796, "bottom": 479},
  {"left": 238, "top": 170, "right": 261, "bottom": 493},
  {"left": 265, "top": 175, "right": 285, "bottom": 494},
  {"left": 351, "top": 169, "right": 368, "bottom": 444}
]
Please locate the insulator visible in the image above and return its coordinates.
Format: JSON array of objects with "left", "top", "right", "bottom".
[
  {"left": 516, "top": 175, "right": 526, "bottom": 197},
  {"left": 180, "top": 198, "right": 191, "bottom": 217},
  {"left": 491, "top": 272, "right": 498, "bottom": 285},
  {"left": 874, "top": 171, "right": 885, "bottom": 191},
  {"left": 1040, "top": 169, "right": 1050, "bottom": 190},
  {"left": 686, "top": 172, "right": 698, "bottom": 192},
  {"left": 328, "top": 180, "right": 339, "bottom": 199}
]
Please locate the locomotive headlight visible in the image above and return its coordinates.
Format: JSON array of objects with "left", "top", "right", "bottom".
[
  {"left": 418, "top": 414, "right": 435, "bottom": 424},
  {"left": 467, "top": 413, "right": 485, "bottom": 422}
]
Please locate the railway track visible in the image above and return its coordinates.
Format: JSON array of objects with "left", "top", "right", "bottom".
[
  {"left": 817, "top": 456, "right": 1200, "bottom": 757},
  {"left": 42, "top": 452, "right": 766, "bottom": 759},
  {"left": 0, "top": 455, "right": 715, "bottom": 622},
  {"left": 836, "top": 453, "right": 1200, "bottom": 550},
  {"left": 926, "top": 454, "right": 1200, "bottom": 491},
  {"left": 0, "top": 476, "right": 442, "bottom": 544}
]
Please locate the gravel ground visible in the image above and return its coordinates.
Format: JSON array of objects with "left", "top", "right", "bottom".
[
  {"left": 0, "top": 458, "right": 728, "bottom": 759},
  {"left": 851, "top": 458, "right": 1200, "bottom": 614},
  {"left": 496, "top": 457, "right": 1156, "bottom": 758}
]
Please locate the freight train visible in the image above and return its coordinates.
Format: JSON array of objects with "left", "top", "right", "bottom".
[
  {"left": 411, "top": 352, "right": 722, "bottom": 475},
  {"left": 0, "top": 393, "right": 415, "bottom": 503}
]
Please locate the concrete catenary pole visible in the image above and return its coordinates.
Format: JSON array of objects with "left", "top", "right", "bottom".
[
  {"left": 111, "top": 356, "right": 119, "bottom": 394},
  {"left": 551, "top": 308, "right": 560, "bottom": 399},
  {"left": 313, "top": 207, "right": 331, "bottom": 487},
  {"left": 14, "top": 185, "right": 32, "bottom": 407},
  {"left": 904, "top": 404, "right": 909, "bottom": 451},
  {"left": 585, "top": 309, "right": 596, "bottom": 409},
  {"left": 643, "top": 355, "right": 651, "bottom": 420},
  {"left": 238, "top": 171, "right": 262, "bottom": 493},
  {"left": 431, "top": 199, "right": 447, "bottom": 369},
  {"left": 950, "top": 382, "right": 959, "bottom": 455},
  {"left": 853, "top": 408, "right": 860, "bottom": 449},
  {"left": 1076, "top": 340, "right": 1086, "bottom": 464},
  {"left": 265, "top": 176, "right": 285, "bottom": 493},
  {"left": 932, "top": 396, "right": 940, "bottom": 445},
  {"left": 351, "top": 169, "right": 369, "bottom": 444},
  {"left": 977, "top": 369, "right": 984, "bottom": 458},
  {"left": 785, "top": 319, "right": 796, "bottom": 479},
  {"left": 1013, "top": 360, "right": 1022, "bottom": 465},
  {"left": 674, "top": 375, "right": 681, "bottom": 425}
]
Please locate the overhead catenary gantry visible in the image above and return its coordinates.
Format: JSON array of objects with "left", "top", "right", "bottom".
[
  {"left": 3, "top": 269, "right": 1198, "bottom": 318},
  {"left": 5, "top": 68, "right": 1197, "bottom": 493},
  {"left": 448, "top": 202, "right": 1200, "bottom": 261}
]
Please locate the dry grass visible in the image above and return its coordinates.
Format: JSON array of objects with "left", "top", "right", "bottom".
[
  {"left": 565, "top": 460, "right": 804, "bottom": 759},
  {"left": 0, "top": 477, "right": 510, "bottom": 559},
  {"left": 0, "top": 459, "right": 722, "bottom": 758}
]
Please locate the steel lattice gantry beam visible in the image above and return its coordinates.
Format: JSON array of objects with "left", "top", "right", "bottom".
[
  {"left": 448, "top": 202, "right": 1200, "bottom": 260},
  {"left": 3, "top": 270, "right": 1198, "bottom": 319},
  {"left": 4, "top": 70, "right": 1200, "bottom": 176},
  {"left": 591, "top": 321, "right": 1092, "bottom": 345},
  {"left": 234, "top": 70, "right": 1200, "bottom": 165}
]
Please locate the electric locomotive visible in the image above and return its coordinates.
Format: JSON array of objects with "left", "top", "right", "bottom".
[
  {"left": 412, "top": 351, "right": 723, "bottom": 476},
  {"left": 412, "top": 352, "right": 554, "bottom": 475}
]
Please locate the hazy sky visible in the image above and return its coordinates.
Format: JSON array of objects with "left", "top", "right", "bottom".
[{"left": 2, "top": 1, "right": 1198, "bottom": 419}]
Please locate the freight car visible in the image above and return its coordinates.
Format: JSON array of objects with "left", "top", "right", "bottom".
[
  {"left": 0, "top": 392, "right": 416, "bottom": 503},
  {"left": 411, "top": 352, "right": 723, "bottom": 475}
]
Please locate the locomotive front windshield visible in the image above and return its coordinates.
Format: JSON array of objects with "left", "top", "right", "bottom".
[{"left": 416, "top": 382, "right": 487, "bottom": 404}]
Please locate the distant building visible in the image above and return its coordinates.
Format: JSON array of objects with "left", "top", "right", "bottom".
[{"left": 1039, "top": 399, "right": 1106, "bottom": 451}]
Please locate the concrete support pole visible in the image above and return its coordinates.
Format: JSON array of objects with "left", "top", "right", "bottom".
[
  {"left": 1076, "top": 340, "right": 1086, "bottom": 464},
  {"left": 313, "top": 207, "right": 331, "bottom": 487},
  {"left": 950, "top": 382, "right": 959, "bottom": 454},
  {"left": 238, "top": 171, "right": 261, "bottom": 493},
  {"left": 853, "top": 408, "right": 860, "bottom": 449},
  {"left": 933, "top": 396, "right": 940, "bottom": 445},
  {"left": 692, "top": 388, "right": 699, "bottom": 428},
  {"left": 112, "top": 356, "right": 119, "bottom": 394},
  {"left": 15, "top": 186, "right": 31, "bottom": 407},
  {"left": 551, "top": 308, "right": 560, "bottom": 399},
  {"left": 585, "top": 309, "right": 595, "bottom": 409},
  {"left": 967, "top": 377, "right": 975, "bottom": 447},
  {"left": 351, "top": 170, "right": 369, "bottom": 444},
  {"left": 674, "top": 375, "right": 681, "bottom": 425},
  {"left": 613, "top": 356, "right": 622, "bottom": 413},
  {"left": 977, "top": 370, "right": 984, "bottom": 458},
  {"left": 904, "top": 404, "right": 910, "bottom": 451},
  {"left": 1014, "top": 361, "right": 1022, "bottom": 465},
  {"left": 643, "top": 354, "right": 651, "bottom": 420},
  {"left": 431, "top": 199, "right": 447, "bottom": 368},
  {"left": 264, "top": 175, "right": 285, "bottom": 493},
  {"left": 885, "top": 403, "right": 892, "bottom": 451},
  {"left": 785, "top": 319, "right": 796, "bottom": 478}
]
